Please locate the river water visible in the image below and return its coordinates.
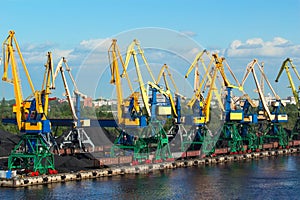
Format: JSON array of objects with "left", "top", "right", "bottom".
[{"left": 1, "top": 154, "right": 300, "bottom": 200}]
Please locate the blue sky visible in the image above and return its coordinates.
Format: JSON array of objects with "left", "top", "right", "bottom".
[{"left": 0, "top": 0, "right": 299, "bottom": 100}]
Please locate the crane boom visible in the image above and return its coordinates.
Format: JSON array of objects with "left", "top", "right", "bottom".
[
  {"left": 243, "top": 59, "right": 274, "bottom": 120},
  {"left": 109, "top": 39, "right": 134, "bottom": 93},
  {"left": 2, "top": 31, "right": 37, "bottom": 130},
  {"left": 185, "top": 50, "right": 209, "bottom": 92},
  {"left": 161, "top": 71, "right": 178, "bottom": 117},
  {"left": 108, "top": 39, "right": 124, "bottom": 123},
  {"left": 132, "top": 51, "right": 151, "bottom": 117},
  {"left": 41, "top": 52, "right": 55, "bottom": 117},
  {"left": 275, "top": 58, "right": 299, "bottom": 108},
  {"left": 135, "top": 40, "right": 156, "bottom": 83},
  {"left": 185, "top": 50, "right": 208, "bottom": 78},
  {"left": 257, "top": 62, "right": 280, "bottom": 100},
  {"left": 122, "top": 39, "right": 152, "bottom": 117},
  {"left": 156, "top": 64, "right": 180, "bottom": 94},
  {"left": 2, "top": 30, "right": 35, "bottom": 92},
  {"left": 63, "top": 60, "right": 87, "bottom": 99},
  {"left": 53, "top": 58, "right": 78, "bottom": 120},
  {"left": 122, "top": 39, "right": 156, "bottom": 82},
  {"left": 203, "top": 61, "right": 221, "bottom": 122}
]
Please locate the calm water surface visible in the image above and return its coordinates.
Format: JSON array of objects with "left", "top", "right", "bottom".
[{"left": 1, "top": 154, "right": 300, "bottom": 200}]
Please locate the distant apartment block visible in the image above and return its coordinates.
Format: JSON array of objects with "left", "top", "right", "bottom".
[
  {"left": 83, "top": 97, "right": 93, "bottom": 107},
  {"left": 93, "top": 98, "right": 117, "bottom": 107}
]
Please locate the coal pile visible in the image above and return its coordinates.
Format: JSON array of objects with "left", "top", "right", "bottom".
[
  {"left": 0, "top": 130, "right": 19, "bottom": 157},
  {"left": 55, "top": 127, "right": 114, "bottom": 147},
  {"left": 0, "top": 130, "right": 101, "bottom": 172},
  {"left": 54, "top": 153, "right": 97, "bottom": 173},
  {"left": 0, "top": 130, "right": 19, "bottom": 169},
  {"left": 82, "top": 127, "right": 114, "bottom": 146}
]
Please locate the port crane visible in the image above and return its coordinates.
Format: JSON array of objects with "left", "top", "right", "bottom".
[
  {"left": 122, "top": 39, "right": 154, "bottom": 118},
  {"left": 108, "top": 39, "right": 145, "bottom": 128},
  {"left": 108, "top": 39, "right": 149, "bottom": 162},
  {"left": 216, "top": 57, "right": 261, "bottom": 153},
  {"left": 183, "top": 51, "right": 225, "bottom": 154},
  {"left": 187, "top": 53, "right": 259, "bottom": 153},
  {"left": 204, "top": 54, "right": 248, "bottom": 154},
  {"left": 2, "top": 30, "right": 57, "bottom": 174},
  {"left": 187, "top": 53, "right": 258, "bottom": 154},
  {"left": 126, "top": 39, "right": 174, "bottom": 162},
  {"left": 275, "top": 58, "right": 300, "bottom": 138},
  {"left": 154, "top": 63, "right": 189, "bottom": 152},
  {"left": 52, "top": 57, "right": 94, "bottom": 152},
  {"left": 111, "top": 39, "right": 173, "bottom": 163},
  {"left": 184, "top": 50, "right": 225, "bottom": 123},
  {"left": 242, "top": 59, "right": 289, "bottom": 148}
]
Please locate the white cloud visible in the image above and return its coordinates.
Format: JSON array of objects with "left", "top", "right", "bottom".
[
  {"left": 225, "top": 37, "right": 300, "bottom": 58},
  {"left": 17, "top": 38, "right": 112, "bottom": 66},
  {"left": 269, "top": 37, "right": 290, "bottom": 47},
  {"left": 78, "top": 38, "right": 110, "bottom": 51},
  {"left": 52, "top": 49, "right": 73, "bottom": 59},
  {"left": 230, "top": 40, "right": 242, "bottom": 49},
  {"left": 22, "top": 41, "right": 56, "bottom": 52}
]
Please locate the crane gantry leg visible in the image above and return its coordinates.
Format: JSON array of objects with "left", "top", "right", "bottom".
[
  {"left": 8, "top": 134, "right": 56, "bottom": 175},
  {"left": 240, "top": 124, "right": 259, "bottom": 152},
  {"left": 260, "top": 123, "right": 289, "bottom": 148},
  {"left": 220, "top": 122, "right": 244, "bottom": 153}
]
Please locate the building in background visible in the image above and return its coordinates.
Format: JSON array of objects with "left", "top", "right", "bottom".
[{"left": 83, "top": 97, "right": 93, "bottom": 107}]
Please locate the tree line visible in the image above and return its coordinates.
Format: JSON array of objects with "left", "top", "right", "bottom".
[{"left": 0, "top": 98, "right": 298, "bottom": 135}]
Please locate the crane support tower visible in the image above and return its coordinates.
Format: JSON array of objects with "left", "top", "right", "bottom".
[{"left": 2, "top": 31, "right": 57, "bottom": 174}]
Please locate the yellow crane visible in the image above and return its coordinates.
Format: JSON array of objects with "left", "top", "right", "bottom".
[
  {"left": 2, "top": 30, "right": 57, "bottom": 174},
  {"left": 122, "top": 39, "right": 153, "bottom": 118},
  {"left": 3, "top": 30, "right": 37, "bottom": 130},
  {"left": 108, "top": 39, "right": 143, "bottom": 126},
  {"left": 156, "top": 64, "right": 185, "bottom": 119},
  {"left": 180, "top": 52, "right": 225, "bottom": 153},
  {"left": 2, "top": 30, "right": 55, "bottom": 136},
  {"left": 275, "top": 58, "right": 299, "bottom": 109},
  {"left": 155, "top": 64, "right": 189, "bottom": 143},
  {"left": 111, "top": 39, "right": 173, "bottom": 162},
  {"left": 275, "top": 58, "right": 300, "bottom": 136},
  {"left": 122, "top": 39, "right": 179, "bottom": 121},
  {"left": 185, "top": 51, "right": 225, "bottom": 124},
  {"left": 185, "top": 50, "right": 210, "bottom": 93}
]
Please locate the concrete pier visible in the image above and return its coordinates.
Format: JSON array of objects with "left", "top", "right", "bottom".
[{"left": 1, "top": 147, "right": 300, "bottom": 188}]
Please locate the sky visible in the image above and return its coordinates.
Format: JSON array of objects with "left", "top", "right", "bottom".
[{"left": 0, "top": 0, "right": 299, "bottom": 100}]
